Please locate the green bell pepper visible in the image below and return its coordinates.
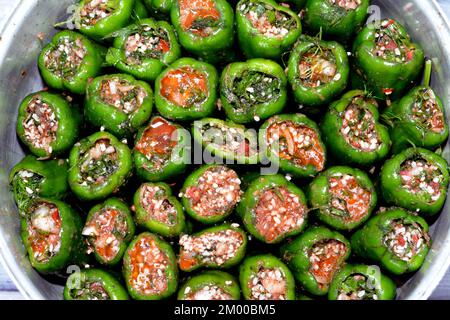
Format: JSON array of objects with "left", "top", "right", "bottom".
[
  {"left": 132, "top": 0, "right": 149, "bottom": 20},
  {"left": 177, "top": 271, "right": 241, "bottom": 300},
  {"left": 259, "top": 113, "right": 327, "bottom": 178},
  {"left": 237, "top": 174, "right": 308, "bottom": 244},
  {"left": 380, "top": 147, "right": 449, "bottom": 216},
  {"left": 38, "top": 30, "right": 105, "bottom": 95},
  {"left": 352, "top": 19, "right": 425, "bottom": 100},
  {"left": 351, "top": 208, "right": 431, "bottom": 275},
  {"left": 132, "top": 182, "right": 185, "bottom": 237},
  {"left": 192, "top": 118, "right": 259, "bottom": 164},
  {"left": 181, "top": 164, "right": 242, "bottom": 224},
  {"left": 85, "top": 73, "right": 153, "bottom": 138},
  {"left": 105, "top": 18, "right": 181, "bottom": 82},
  {"left": 239, "top": 254, "right": 296, "bottom": 300},
  {"left": 179, "top": 224, "right": 247, "bottom": 272},
  {"left": 304, "top": 0, "right": 369, "bottom": 42},
  {"left": 143, "top": 0, "right": 174, "bottom": 19},
  {"left": 21, "top": 198, "right": 86, "bottom": 274},
  {"left": 10, "top": 155, "right": 69, "bottom": 212},
  {"left": 220, "top": 58, "right": 287, "bottom": 124},
  {"left": 236, "top": 0, "right": 302, "bottom": 60},
  {"left": 328, "top": 264, "right": 397, "bottom": 300},
  {"left": 280, "top": 226, "right": 351, "bottom": 296},
  {"left": 83, "top": 198, "right": 135, "bottom": 266},
  {"left": 287, "top": 36, "right": 349, "bottom": 108},
  {"left": 133, "top": 116, "right": 189, "bottom": 182},
  {"left": 76, "top": 0, "right": 136, "bottom": 40},
  {"left": 155, "top": 58, "right": 218, "bottom": 121},
  {"left": 16, "top": 91, "right": 81, "bottom": 158},
  {"left": 123, "top": 232, "right": 178, "bottom": 300},
  {"left": 321, "top": 90, "right": 391, "bottom": 167},
  {"left": 170, "top": 0, "right": 235, "bottom": 63},
  {"left": 68, "top": 131, "right": 133, "bottom": 201},
  {"left": 64, "top": 268, "right": 129, "bottom": 300},
  {"left": 307, "top": 166, "right": 377, "bottom": 231}
]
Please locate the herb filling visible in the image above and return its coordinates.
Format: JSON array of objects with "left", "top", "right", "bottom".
[
  {"left": 11, "top": 170, "right": 44, "bottom": 212},
  {"left": 139, "top": 184, "right": 177, "bottom": 226},
  {"left": 69, "top": 280, "right": 110, "bottom": 300},
  {"left": 79, "top": 0, "right": 114, "bottom": 27},
  {"left": 185, "top": 285, "right": 233, "bottom": 300},
  {"left": 337, "top": 274, "right": 378, "bottom": 300},
  {"left": 99, "top": 78, "right": 147, "bottom": 114},
  {"left": 44, "top": 37, "right": 86, "bottom": 78},
  {"left": 412, "top": 88, "right": 445, "bottom": 133},
  {"left": 299, "top": 48, "right": 338, "bottom": 88},
  {"left": 373, "top": 19, "right": 415, "bottom": 62},
  {"left": 179, "top": 0, "right": 221, "bottom": 37},
  {"left": 79, "top": 139, "right": 118, "bottom": 186},
  {"left": 125, "top": 26, "right": 170, "bottom": 64}
]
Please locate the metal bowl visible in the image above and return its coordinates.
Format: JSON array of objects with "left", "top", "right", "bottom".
[{"left": 1, "top": 0, "right": 450, "bottom": 300}]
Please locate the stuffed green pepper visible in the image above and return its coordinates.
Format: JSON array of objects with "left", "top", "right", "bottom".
[{"left": 178, "top": 271, "right": 240, "bottom": 300}]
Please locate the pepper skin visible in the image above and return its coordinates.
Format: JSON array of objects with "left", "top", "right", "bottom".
[
  {"left": 16, "top": 91, "right": 81, "bottom": 158},
  {"left": 177, "top": 271, "right": 241, "bottom": 300},
  {"left": 220, "top": 58, "right": 287, "bottom": 124},
  {"left": 192, "top": 118, "right": 259, "bottom": 164},
  {"left": 304, "top": 0, "right": 369, "bottom": 42},
  {"left": 105, "top": 18, "right": 181, "bottom": 82},
  {"left": 38, "top": 30, "right": 105, "bottom": 95},
  {"left": 237, "top": 174, "right": 308, "bottom": 244},
  {"left": 170, "top": 0, "right": 235, "bottom": 63},
  {"left": 280, "top": 226, "right": 351, "bottom": 296},
  {"left": 68, "top": 131, "right": 133, "bottom": 201},
  {"left": 287, "top": 36, "right": 349, "bottom": 108},
  {"left": 239, "top": 254, "right": 296, "bottom": 300},
  {"left": 382, "top": 86, "right": 449, "bottom": 154},
  {"left": 155, "top": 58, "right": 218, "bottom": 121},
  {"left": 307, "top": 166, "right": 377, "bottom": 231},
  {"left": 133, "top": 182, "right": 186, "bottom": 237},
  {"left": 380, "top": 147, "right": 449, "bottom": 216},
  {"left": 132, "top": 0, "right": 150, "bottom": 20},
  {"left": 143, "top": 0, "right": 174, "bottom": 18},
  {"left": 85, "top": 73, "right": 153, "bottom": 138},
  {"left": 64, "top": 268, "right": 129, "bottom": 300},
  {"left": 352, "top": 19, "right": 425, "bottom": 100},
  {"left": 321, "top": 90, "right": 391, "bottom": 167},
  {"left": 83, "top": 198, "right": 135, "bottom": 266},
  {"left": 133, "top": 116, "right": 189, "bottom": 182},
  {"left": 236, "top": 0, "right": 302, "bottom": 60},
  {"left": 328, "top": 264, "right": 397, "bottom": 300},
  {"left": 351, "top": 208, "right": 431, "bottom": 275}
]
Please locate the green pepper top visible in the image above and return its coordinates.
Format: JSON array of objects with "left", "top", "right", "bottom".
[
  {"left": 352, "top": 19, "right": 425, "bottom": 100},
  {"left": 64, "top": 268, "right": 129, "bottom": 300},
  {"left": 177, "top": 271, "right": 241, "bottom": 300},
  {"left": 351, "top": 208, "right": 431, "bottom": 275},
  {"left": 68, "top": 131, "right": 133, "bottom": 201},
  {"left": 236, "top": 0, "right": 302, "bottom": 60},
  {"left": 237, "top": 174, "right": 308, "bottom": 244},
  {"left": 143, "top": 0, "right": 174, "bottom": 18},
  {"left": 281, "top": 226, "right": 351, "bottom": 296},
  {"left": 380, "top": 147, "right": 449, "bottom": 216},
  {"left": 38, "top": 30, "right": 105, "bottom": 95},
  {"left": 239, "top": 254, "right": 296, "bottom": 300},
  {"left": 321, "top": 90, "right": 391, "bottom": 167},
  {"left": 85, "top": 73, "right": 153, "bottom": 138}
]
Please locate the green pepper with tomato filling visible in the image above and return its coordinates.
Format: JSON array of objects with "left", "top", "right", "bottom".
[
  {"left": 133, "top": 116, "right": 189, "bottom": 182},
  {"left": 16, "top": 91, "right": 81, "bottom": 158},
  {"left": 380, "top": 147, "right": 449, "bottom": 216},
  {"left": 320, "top": 90, "right": 391, "bottom": 167},
  {"left": 38, "top": 30, "right": 105, "bottom": 95},
  {"left": 155, "top": 58, "right": 218, "bottom": 121},
  {"left": 82, "top": 198, "right": 135, "bottom": 266},
  {"left": 105, "top": 18, "right": 181, "bottom": 82},
  {"left": 220, "top": 58, "right": 287, "bottom": 124},
  {"left": 64, "top": 268, "right": 129, "bottom": 300},
  {"left": 239, "top": 254, "right": 296, "bottom": 300},
  {"left": 307, "top": 166, "right": 377, "bottom": 231},
  {"left": 68, "top": 131, "right": 132, "bottom": 201},
  {"left": 236, "top": 0, "right": 302, "bottom": 60},
  {"left": 281, "top": 226, "right": 351, "bottom": 296},
  {"left": 287, "top": 36, "right": 349, "bottom": 108},
  {"left": 352, "top": 19, "right": 425, "bottom": 100},
  {"left": 259, "top": 114, "right": 327, "bottom": 178},
  {"left": 237, "top": 174, "right": 308, "bottom": 244},
  {"left": 133, "top": 182, "right": 185, "bottom": 237},
  {"left": 351, "top": 208, "right": 431, "bottom": 275},
  {"left": 170, "top": 0, "right": 235, "bottom": 63},
  {"left": 85, "top": 73, "right": 153, "bottom": 139},
  {"left": 177, "top": 271, "right": 241, "bottom": 300}
]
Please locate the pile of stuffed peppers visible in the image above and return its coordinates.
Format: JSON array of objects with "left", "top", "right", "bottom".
[{"left": 8, "top": 0, "right": 449, "bottom": 301}]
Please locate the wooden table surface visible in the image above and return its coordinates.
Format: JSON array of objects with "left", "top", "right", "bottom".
[{"left": 1, "top": 0, "right": 450, "bottom": 300}]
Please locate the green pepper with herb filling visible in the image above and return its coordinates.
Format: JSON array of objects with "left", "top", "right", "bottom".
[{"left": 177, "top": 271, "right": 241, "bottom": 300}]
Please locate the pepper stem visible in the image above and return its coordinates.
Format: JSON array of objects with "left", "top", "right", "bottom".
[{"left": 422, "top": 59, "right": 432, "bottom": 87}]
